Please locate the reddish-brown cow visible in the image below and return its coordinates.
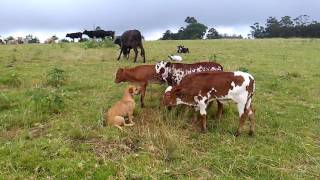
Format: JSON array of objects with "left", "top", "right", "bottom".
[
  {"left": 115, "top": 65, "right": 164, "bottom": 107},
  {"left": 163, "top": 71, "right": 256, "bottom": 136}
]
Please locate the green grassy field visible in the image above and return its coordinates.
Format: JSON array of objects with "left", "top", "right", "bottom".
[{"left": 0, "top": 39, "right": 320, "bottom": 179}]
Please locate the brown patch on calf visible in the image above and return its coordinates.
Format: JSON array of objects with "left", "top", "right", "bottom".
[
  {"left": 246, "top": 77, "right": 254, "bottom": 94},
  {"left": 232, "top": 75, "right": 245, "bottom": 89}
]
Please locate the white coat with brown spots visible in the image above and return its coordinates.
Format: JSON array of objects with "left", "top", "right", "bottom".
[{"left": 163, "top": 71, "right": 255, "bottom": 136}]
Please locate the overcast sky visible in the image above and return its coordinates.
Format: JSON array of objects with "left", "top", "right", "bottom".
[{"left": 1, "top": 0, "right": 320, "bottom": 41}]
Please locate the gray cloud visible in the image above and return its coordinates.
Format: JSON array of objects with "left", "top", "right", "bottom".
[{"left": 1, "top": 0, "right": 320, "bottom": 39}]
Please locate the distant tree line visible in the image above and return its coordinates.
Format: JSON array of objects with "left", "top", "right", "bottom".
[
  {"left": 161, "top": 17, "right": 242, "bottom": 40},
  {"left": 250, "top": 15, "right": 320, "bottom": 38},
  {"left": 206, "top": 28, "right": 243, "bottom": 39}
]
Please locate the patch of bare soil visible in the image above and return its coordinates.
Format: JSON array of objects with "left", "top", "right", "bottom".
[
  {"left": 0, "top": 128, "right": 22, "bottom": 140},
  {"left": 82, "top": 137, "right": 141, "bottom": 160}
]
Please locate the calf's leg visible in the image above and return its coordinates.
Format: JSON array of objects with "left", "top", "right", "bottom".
[
  {"left": 140, "top": 46, "right": 145, "bottom": 63},
  {"left": 200, "top": 114, "right": 207, "bottom": 132},
  {"left": 248, "top": 104, "right": 255, "bottom": 136},
  {"left": 197, "top": 102, "right": 208, "bottom": 132},
  {"left": 117, "top": 49, "right": 123, "bottom": 60},
  {"left": 140, "top": 83, "right": 147, "bottom": 108},
  {"left": 216, "top": 100, "right": 223, "bottom": 120},
  {"left": 235, "top": 113, "right": 247, "bottom": 137},
  {"left": 234, "top": 100, "right": 247, "bottom": 137},
  {"left": 133, "top": 47, "right": 138, "bottom": 63}
]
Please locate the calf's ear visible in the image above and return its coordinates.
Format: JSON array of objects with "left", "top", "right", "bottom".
[{"left": 165, "top": 62, "right": 171, "bottom": 67}]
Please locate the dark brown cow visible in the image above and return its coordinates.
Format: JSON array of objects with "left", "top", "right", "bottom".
[
  {"left": 162, "top": 71, "right": 256, "bottom": 136},
  {"left": 155, "top": 61, "right": 223, "bottom": 86},
  {"left": 117, "top": 30, "right": 145, "bottom": 63},
  {"left": 115, "top": 65, "right": 164, "bottom": 107}
]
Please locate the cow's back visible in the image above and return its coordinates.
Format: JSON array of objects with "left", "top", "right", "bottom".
[
  {"left": 129, "top": 65, "right": 159, "bottom": 82},
  {"left": 169, "top": 62, "right": 223, "bottom": 85},
  {"left": 121, "top": 30, "right": 142, "bottom": 46},
  {"left": 172, "top": 62, "right": 223, "bottom": 72},
  {"left": 178, "top": 72, "right": 234, "bottom": 96}
]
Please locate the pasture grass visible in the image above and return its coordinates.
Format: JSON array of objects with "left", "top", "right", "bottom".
[{"left": 0, "top": 39, "right": 320, "bottom": 179}]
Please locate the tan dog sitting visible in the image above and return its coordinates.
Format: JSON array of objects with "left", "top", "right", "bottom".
[{"left": 104, "top": 85, "right": 140, "bottom": 130}]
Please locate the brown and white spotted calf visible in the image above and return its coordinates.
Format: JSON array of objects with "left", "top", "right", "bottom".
[
  {"left": 162, "top": 71, "right": 256, "bottom": 136},
  {"left": 155, "top": 61, "right": 223, "bottom": 86}
]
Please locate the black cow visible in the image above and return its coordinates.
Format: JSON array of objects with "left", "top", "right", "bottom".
[
  {"left": 177, "top": 45, "right": 189, "bottom": 53},
  {"left": 114, "top": 36, "right": 121, "bottom": 47},
  {"left": 83, "top": 30, "right": 115, "bottom": 40},
  {"left": 114, "top": 36, "right": 131, "bottom": 59},
  {"left": 66, "top": 32, "right": 83, "bottom": 41},
  {"left": 117, "top": 30, "right": 145, "bottom": 63}
]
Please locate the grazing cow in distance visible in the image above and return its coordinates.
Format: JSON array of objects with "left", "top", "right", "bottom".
[
  {"left": 163, "top": 71, "right": 256, "bottom": 136},
  {"left": 115, "top": 65, "right": 164, "bottom": 107},
  {"left": 168, "top": 55, "right": 183, "bottom": 62},
  {"left": 6, "top": 39, "right": 19, "bottom": 45},
  {"left": 117, "top": 30, "right": 145, "bottom": 63},
  {"left": 155, "top": 61, "right": 223, "bottom": 86},
  {"left": 0, "top": 39, "right": 4, "bottom": 45},
  {"left": 177, "top": 45, "right": 189, "bottom": 53},
  {"left": 17, "top": 37, "right": 25, "bottom": 44},
  {"left": 66, "top": 32, "right": 83, "bottom": 41},
  {"left": 83, "top": 30, "right": 115, "bottom": 40},
  {"left": 44, "top": 36, "right": 58, "bottom": 44}
]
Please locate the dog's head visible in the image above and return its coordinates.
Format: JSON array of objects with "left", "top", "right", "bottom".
[{"left": 127, "top": 85, "right": 140, "bottom": 96}]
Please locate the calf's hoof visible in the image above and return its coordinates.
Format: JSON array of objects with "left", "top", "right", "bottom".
[
  {"left": 234, "top": 131, "right": 241, "bottom": 137},
  {"left": 248, "top": 130, "right": 255, "bottom": 137},
  {"left": 201, "top": 128, "right": 207, "bottom": 133}
]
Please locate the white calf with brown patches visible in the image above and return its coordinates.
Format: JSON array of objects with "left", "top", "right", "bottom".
[
  {"left": 163, "top": 71, "right": 255, "bottom": 136},
  {"left": 158, "top": 61, "right": 224, "bottom": 120},
  {"left": 155, "top": 61, "right": 223, "bottom": 86}
]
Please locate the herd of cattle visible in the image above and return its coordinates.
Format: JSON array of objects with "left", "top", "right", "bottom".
[
  {"left": 1, "top": 28, "right": 256, "bottom": 136},
  {"left": 0, "top": 29, "right": 116, "bottom": 45},
  {"left": 114, "top": 60, "right": 256, "bottom": 136},
  {"left": 109, "top": 30, "right": 255, "bottom": 137}
]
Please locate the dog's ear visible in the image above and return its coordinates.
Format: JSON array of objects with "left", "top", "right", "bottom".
[{"left": 128, "top": 87, "right": 134, "bottom": 94}]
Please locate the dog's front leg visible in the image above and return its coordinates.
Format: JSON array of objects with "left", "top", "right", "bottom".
[{"left": 128, "top": 110, "right": 135, "bottom": 125}]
